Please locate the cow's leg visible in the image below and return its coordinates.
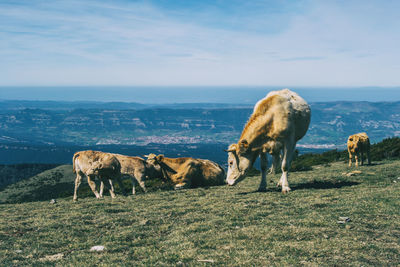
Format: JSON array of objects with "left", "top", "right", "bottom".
[
  {"left": 258, "top": 152, "right": 268, "bottom": 192},
  {"left": 73, "top": 173, "right": 83, "bottom": 201},
  {"left": 130, "top": 175, "right": 136, "bottom": 195},
  {"left": 173, "top": 162, "right": 195, "bottom": 190},
  {"left": 175, "top": 181, "right": 190, "bottom": 189},
  {"left": 280, "top": 141, "right": 295, "bottom": 193},
  {"left": 87, "top": 175, "right": 101, "bottom": 199},
  {"left": 360, "top": 150, "right": 364, "bottom": 166},
  {"left": 100, "top": 177, "right": 116, "bottom": 198},
  {"left": 348, "top": 151, "right": 353, "bottom": 167},
  {"left": 138, "top": 179, "right": 147, "bottom": 193},
  {"left": 355, "top": 153, "right": 359, "bottom": 167},
  {"left": 134, "top": 170, "right": 147, "bottom": 193},
  {"left": 174, "top": 175, "right": 191, "bottom": 190},
  {"left": 133, "top": 177, "right": 147, "bottom": 194},
  {"left": 99, "top": 181, "right": 104, "bottom": 197},
  {"left": 108, "top": 179, "right": 115, "bottom": 192},
  {"left": 269, "top": 152, "right": 280, "bottom": 174},
  {"left": 113, "top": 175, "right": 126, "bottom": 196},
  {"left": 367, "top": 146, "right": 371, "bottom": 165}
]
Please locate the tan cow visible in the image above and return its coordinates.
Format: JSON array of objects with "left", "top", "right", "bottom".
[
  {"left": 72, "top": 150, "right": 123, "bottom": 201},
  {"left": 99, "top": 154, "right": 162, "bottom": 196},
  {"left": 347, "top": 132, "right": 371, "bottom": 167},
  {"left": 145, "top": 154, "right": 225, "bottom": 189},
  {"left": 225, "top": 89, "right": 311, "bottom": 193}
]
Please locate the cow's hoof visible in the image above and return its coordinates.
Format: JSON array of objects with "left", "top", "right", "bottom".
[
  {"left": 73, "top": 198, "right": 78, "bottom": 202},
  {"left": 257, "top": 187, "right": 267, "bottom": 192},
  {"left": 282, "top": 186, "right": 291, "bottom": 194},
  {"left": 174, "top": 184, "right": 187, "bottom": 190}
]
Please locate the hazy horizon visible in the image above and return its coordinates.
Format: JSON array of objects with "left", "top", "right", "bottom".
[{"left": 1, "top": 86, "right": 400, "bottom": 104}]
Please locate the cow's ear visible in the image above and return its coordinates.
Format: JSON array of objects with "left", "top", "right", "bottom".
[
  {"left": 239, "top": 139, "right": 249, "bottom": 153},
  {"left": 156, "top": 155, "right": 164, "bottom": 162},
  {"left": 225, "top": 144, "right": 237, "bottom": 153}
]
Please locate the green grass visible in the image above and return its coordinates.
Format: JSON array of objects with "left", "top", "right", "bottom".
[{"left": 1, "top": 160, "right": 399, "bottom": 266}]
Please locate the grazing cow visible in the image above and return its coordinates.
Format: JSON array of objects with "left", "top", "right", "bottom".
[
  {"left": 145, "top": 154, "right": 225, "bottom": 189},
  {"left": 347, "top": 132, "right": 371, "bottom": 167},
  {"left": 72, "top": 150, "right": 123, "bottom": 201},
  {"left": 99, "top": 154, "right": 162, "bottom": 196},
  {"left": 225, "top": 89, "right": 311, "bottom": 193}
]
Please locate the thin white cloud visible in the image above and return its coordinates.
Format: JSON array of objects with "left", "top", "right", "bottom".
[{"left": 0, "top": 0, "right": 399, "bottom": 86}]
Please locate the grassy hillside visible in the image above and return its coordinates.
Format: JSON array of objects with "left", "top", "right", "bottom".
[
  {"left": 0, "top": 163, "right": 59, "bottom": 189},
  {"left": 291, "top": 137, "right": 400, "bottom": 171},
  {"left": 0, "top": 165, "right": 171, "bottom": 204},
  {"left": 1, "top": 160, "right": 399, "bottom": 265}
]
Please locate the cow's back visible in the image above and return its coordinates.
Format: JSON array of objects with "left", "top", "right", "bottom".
[
  {"left": 114, "top": 154, "right": 145, "bottom": 174},
  {"left": 196, "top": 159, "right": 226, "bottom": 186},
  {"left": 73, "top": 150, "right": 98, "bottom": 174},
  {"left": 348, "top": 133, "right": 370, "bottom": 152},
  {"left": 73, "top": 150, "right": 120, "bottom": 176},
  {"left": 272, "top": 89, "right": 311, "bottom": 141},
  {"left": 356, "top": 133, "right": 370, "bottom": 151},
  {"left": 251, "top": 89, "right": 311, "bottom": 142}
]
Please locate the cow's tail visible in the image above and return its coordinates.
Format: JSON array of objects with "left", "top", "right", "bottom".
[{"left": 72, "top": 152, "right": 80, "bottom": 174}]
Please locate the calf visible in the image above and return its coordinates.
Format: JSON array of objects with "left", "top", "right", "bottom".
[
  {"left": 347, "top": 132, "right": 371, "bottom": 167},
  {"left": 99, "top": 154, "right": 162, "bottom": 196},
  {"left": 72, "top": 150, "right": 123, "bottom": 201}
]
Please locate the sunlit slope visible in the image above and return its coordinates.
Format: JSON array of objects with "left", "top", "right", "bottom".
[{"left": 0, "top": 160, "right": 399, "bottom": 265}]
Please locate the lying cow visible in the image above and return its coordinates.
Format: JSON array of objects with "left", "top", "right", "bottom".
[
  {"left": 99, "top": 154, "right": 162, "bottom": 196},
  {"left": 347, "top": 132, "right": 371, "bottom": 167},
  {"left": 145, "top": 154, "right": 225, "bottom": 189},
  {"left": 72, "top": 150, "right": 123, "bottom": 201}
]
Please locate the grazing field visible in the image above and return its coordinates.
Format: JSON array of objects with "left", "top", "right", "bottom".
[{"left": 1, "top": 160, "right": 399, "bottom": 266}]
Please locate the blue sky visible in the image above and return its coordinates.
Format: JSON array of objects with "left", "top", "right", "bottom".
[{"left": 1, "top": 0, "right": 400, "bottom": 86}]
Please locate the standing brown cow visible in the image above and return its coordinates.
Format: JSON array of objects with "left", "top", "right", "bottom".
[
  {"left": 72, "top": 150, "right": 123, "bottom": 201},
  {"left": 225, "top": 89, "right": 311, "bottom": 193},
  {"left": 347, "top": 132, "right": 371, "bottom": 167},
  {"left": 99, "top": 154, "right": 162, "bottom": 197}
]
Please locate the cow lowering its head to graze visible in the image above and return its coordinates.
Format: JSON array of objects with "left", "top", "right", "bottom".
[
  {"left": 347, "top": 132, "right": 371, "bottom": 167},
  {"left": 225, "top": 89, "right": 311, "bottom": 193},
  {"left": 72, "top": 150, "right": 123, "bottom": 201},
  {"left": 145, "top": 154, "right": 225, "bottom": 189}
]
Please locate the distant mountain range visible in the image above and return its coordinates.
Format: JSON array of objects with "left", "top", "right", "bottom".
[{"left": 0, "top": 100, "right": 399, "bottom": 164}]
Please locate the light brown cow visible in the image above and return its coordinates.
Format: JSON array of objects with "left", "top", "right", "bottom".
[
  {"left": 145, "top": 154, "right": 225, "bottom": 189},
  {"left": 99, "top": 154, "right": 161, "bottom": 196},
  {"left": 72, "top": 150, "right": 123, "bottom": 201},
  {"left": 225, "top": 89, "right": 311, "bottom": 193},
  {"left": 347, "top": 132, "right": 371, "bottom": 167}
]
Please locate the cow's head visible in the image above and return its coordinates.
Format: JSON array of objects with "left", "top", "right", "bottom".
[
  {"left": 347, "top": 136, "right": 360, "bottom": 153},
  {"left": 225, "top": 139, "right": 258, "bottom": 186},
  {"left": 87, "top": 161, "right": 102, "bottom": 176},
  {"left": 144, "top": 153, "right": 165, "bottom": 175}
]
